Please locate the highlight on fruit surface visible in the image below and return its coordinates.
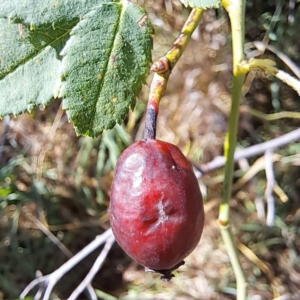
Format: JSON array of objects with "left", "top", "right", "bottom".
[{"left": 109, "top": 138, "right": 204, "bottom": 280}]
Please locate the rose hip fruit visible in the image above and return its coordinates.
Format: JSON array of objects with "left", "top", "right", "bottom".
[{"left": 109, "top": 139, "right": 204, "bottom": 280}]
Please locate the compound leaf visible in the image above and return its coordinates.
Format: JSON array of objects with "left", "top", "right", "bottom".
[
  {"left": 180, "top": 0, "right": 221, "bottom": 8},
  {"left": 60, "top": 2, "right": 153, "bottom": 137}
]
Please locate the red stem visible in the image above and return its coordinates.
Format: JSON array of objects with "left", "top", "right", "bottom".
[
  {"left": 143, "top": 74, "right": 166, "bottom": 140},
  {"left": 143, "top": 99, "right": 159, "bottom": 140}
]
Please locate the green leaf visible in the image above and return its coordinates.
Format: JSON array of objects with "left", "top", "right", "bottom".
[
  {"left": 180, "top": 0, "right": 221, "bottom": 8},
  {"left": 0, "top": 20, "right": 35, "bottom": 80},
  {"left": 0, "top": 18, "right": 62, "bottom": 115},
  {"left": 0, "top": 43, "right": 61, "bottom": 115},
  {"left": 0, "top": 1, "right": 109, "bottom": 67},
  {"left": 60, "top": 2, "right": 153, "bottom": 137},
  {"left": 0, "top": 0, "right": 104, "bottom": 26},
  {"left": 0, "top": 0, "right": 106, "bottom": 116}
]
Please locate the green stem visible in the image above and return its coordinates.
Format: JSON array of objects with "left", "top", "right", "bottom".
[
  {"left": 219, "top": 0, "right": 245, "bottom": 228},
  {"left": 144, "top": 8, "right": 203, "bottom": 140},
  {"left": 165, "top": 9, "right": 203, "bottom": 68},
  {"left": 220, "top": 226, "right": 247, "bottom": 297},
  {"left": 219, "top": 74, "right": 245, "bottom": 223},
  {"left": 219, "top": 0, "right": 247, "bottom": 299}
]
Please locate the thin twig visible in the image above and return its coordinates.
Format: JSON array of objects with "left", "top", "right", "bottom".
[
  {"left": 275, "top": 70, "right": 300, "bottom": 95},
  {"left": 196, "top": 128, "right": 300, "bottom": 178},
  {"left": 34, "top": 271, "right": 44, "bottom": 300},
  {"left": 243, "top": 106, "right": 300, "bottom": 122},
  {"left": 232, "top": 153, "right": 281, "bottom": 193},
  {"left": 237, "top": 242, "right": 279, "bottom": 298},
  {"left": 85, "top": 284, "right": 98, "bottom": 300},
  {"left": 144, "top": 8, "right": 203, "bottom": 140},
  {"left": 20, "top": 229, "right": 114, "bottom": 300},
  {"left": 265, "top": 150, "right": 275, "bottom": 226},
  {"left": 23, "top": 208, "right": 97, "bottom": 299},
  {"left": 23, "top": 208, "right": 73, "bottom": 258},
  {"left": 68, "top": 234, "right": 115, "bottom": 300}
]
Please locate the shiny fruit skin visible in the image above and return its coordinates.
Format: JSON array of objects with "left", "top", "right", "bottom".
[{"left": 109, "top": 139, "right": 204, "bottom": 272}]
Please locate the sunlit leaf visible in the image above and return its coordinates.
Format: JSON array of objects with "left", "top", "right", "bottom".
[
  {"left": 0, "top": 0, "right": 104, "bottom": 26},
  {"left": 60, "top": 2, "right": 153, "bottom": 137},
  {"left": 0, "top": 0, "right": 106, "bottom": 116}
]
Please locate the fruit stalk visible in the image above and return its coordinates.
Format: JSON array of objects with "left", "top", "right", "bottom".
[
  {"left": 144, "top": 8, "right": 203, "bottom": 140},
  {"left": 143, "top": 74, "right": 167, "bottom": 139}
]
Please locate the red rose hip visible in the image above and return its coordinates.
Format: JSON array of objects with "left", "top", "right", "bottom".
[{"left": 109, "top": 139, "right": 204, "bottom": 280}]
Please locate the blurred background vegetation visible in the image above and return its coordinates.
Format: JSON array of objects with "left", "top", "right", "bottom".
[{"left": 1, "top": 0, "right": 300, "bottom": 299}]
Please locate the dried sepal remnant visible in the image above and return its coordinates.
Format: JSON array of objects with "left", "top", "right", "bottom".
[
  {"left": 145, "top": 261, "right": 185, "bottom": 281},
  {"left": 109, "top": 139, "right": 204, "bottom": 278}
]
